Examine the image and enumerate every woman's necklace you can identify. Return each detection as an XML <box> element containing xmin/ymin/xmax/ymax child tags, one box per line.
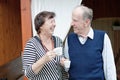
<box><xmin>39</xmin><ymin>35</ymin><xmax>54</xmax><ymax>51</ymax></box>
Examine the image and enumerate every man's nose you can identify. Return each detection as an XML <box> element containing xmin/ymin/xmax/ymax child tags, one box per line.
<box><xmin>71</xmin><ymin>21</ymin><xmax>74</xmax><ymax>26</ymax></box>
<box><xmin>53</xmin><ymin>22</ymin><xmax>56</xmax><ymax>26</ymax></box>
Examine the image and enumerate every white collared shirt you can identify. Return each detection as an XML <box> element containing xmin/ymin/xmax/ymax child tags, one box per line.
<box><xmin>64</xmin><ymin>27</ymin><xmax>117</xmax><ymax>80</ymax></box>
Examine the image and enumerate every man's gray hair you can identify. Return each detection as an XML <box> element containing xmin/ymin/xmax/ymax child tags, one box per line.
<box><xmin>75</xmin><ymin>5</ymin><xmax>93</xmax><ymax>22</ymax></box>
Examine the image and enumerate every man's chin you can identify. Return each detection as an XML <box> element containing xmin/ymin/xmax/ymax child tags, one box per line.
<box><xmin>50</xmin><ymin>32</ymin><xmax>54</xmax><ymax>34</ymax></box>
<box><xmin>74</xmin><ymin>31</ymin><xmax>77</xmax><ymax>34</ymax></box>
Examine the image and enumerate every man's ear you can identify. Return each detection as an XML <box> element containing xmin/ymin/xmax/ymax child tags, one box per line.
<box><xmin>85</xmin><ymin>19</ymin><xmax>91</xmax><ymax>26</ymax></box>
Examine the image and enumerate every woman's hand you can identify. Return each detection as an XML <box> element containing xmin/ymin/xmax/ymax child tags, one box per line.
<box><xmin>43</xmin><ymin>50</ymin><xmax>57</xmax><ymax>63</ymax></box>
<box><xmin>32</xmin><ymin>51</ymin><xmax>57</xmax><ymax>74</ymax></box>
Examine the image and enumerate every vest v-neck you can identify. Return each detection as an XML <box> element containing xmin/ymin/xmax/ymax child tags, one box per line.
<box><xmin>75</xmin><ymin>34</ymin><xmax>89</xmax><ymax>46</ymax></box>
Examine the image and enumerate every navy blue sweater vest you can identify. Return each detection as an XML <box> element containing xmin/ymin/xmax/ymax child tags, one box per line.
<box><xmin>68</xmin><ymin>30</ymin><xmax>105</xmax><ymax>80</ymax></box>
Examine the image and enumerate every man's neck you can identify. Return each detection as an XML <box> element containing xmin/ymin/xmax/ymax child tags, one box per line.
<box><xmin>79</xmin><ymin>26</ymin><xmax>90</xmax><ymax>38</ymax></box>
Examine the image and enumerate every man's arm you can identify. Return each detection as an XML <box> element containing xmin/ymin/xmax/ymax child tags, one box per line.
<box><xmin>64</xmin><ymin>38</ymin><xmax>70</xmax><ymax>59</ymax></box>
<box><xmin>102</xmin><ymin>33</ymin><xmax>117</xmax><ymax>80</ymax></box>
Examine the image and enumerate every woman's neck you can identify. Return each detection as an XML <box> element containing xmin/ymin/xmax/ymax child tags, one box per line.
<box><xmin>38</xmin><ymin>32</ymin><xmax>54</xmax><ymax>51</ymax></box>
<box><xmin>38</xmin><ymin>32</ymin><xmax>52</xmax><ymax>44</ymax></box>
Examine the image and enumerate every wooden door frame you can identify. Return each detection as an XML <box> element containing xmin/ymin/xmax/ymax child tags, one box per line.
<box><xmin>20</xmin><ymin>0</ymin><xmax>31</xmax><ymax>79</ymax></box>
<box><xmin>20</xmin><ymin>0</ymin><xmax>32</xmax><ymax>50</ymax></box>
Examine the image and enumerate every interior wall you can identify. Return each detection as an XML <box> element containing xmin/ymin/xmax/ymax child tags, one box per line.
<box><xmin>0</xmin><ymin>0</ymin><xmax>22</xmax><ymax>66</ymax></box>
<box><xmin>82</xmin><ymin>0</ymin><xmax>120</xmax><ymax>19</ymax></box>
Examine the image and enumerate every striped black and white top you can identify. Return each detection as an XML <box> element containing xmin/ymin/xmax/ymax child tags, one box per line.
<box><xmin>22</xmin><ymin>36</ymin><xmax>68</xmax><ymax>80</ymax></box>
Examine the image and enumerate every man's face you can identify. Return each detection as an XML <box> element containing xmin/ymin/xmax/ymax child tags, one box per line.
<box><xmin>71</xmin><ymin>8</ymin><xmax>86</xmax><ymax>35</ymax></box>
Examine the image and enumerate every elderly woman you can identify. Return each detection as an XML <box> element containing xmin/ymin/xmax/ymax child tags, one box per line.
<box><xmin>22</xmin><ymin>11</ymin><xmax>67</xmax><ymax>80</ymax></box>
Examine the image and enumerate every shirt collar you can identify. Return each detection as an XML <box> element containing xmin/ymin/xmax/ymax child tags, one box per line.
<box><xmin>87</xmin><ymin>27</ymin><xmax>94</xmax><ymax>39</ymax></box>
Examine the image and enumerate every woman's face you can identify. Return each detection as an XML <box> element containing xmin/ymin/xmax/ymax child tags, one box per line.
<box><xmin>40</xmin><ymin>18</ymin><xmax>56</xmax><ymax>35</ymax></box>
